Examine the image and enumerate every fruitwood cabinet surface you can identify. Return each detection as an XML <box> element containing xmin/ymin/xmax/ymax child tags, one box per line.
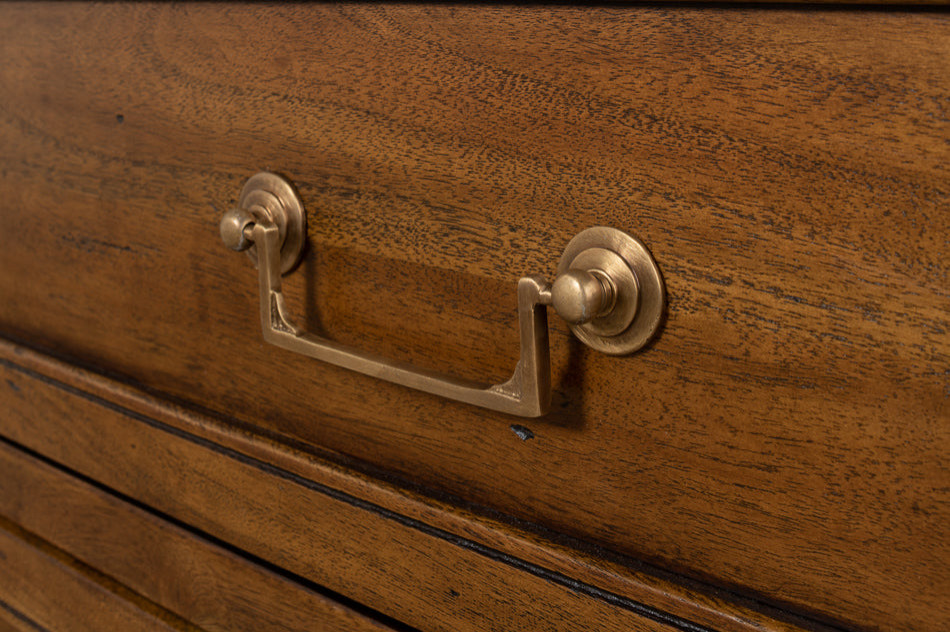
<box><xmin>0</xmin><ymin>4</ymin><xmax>947</xmax><ymax>632</ymax></box>
<box><xmin>5</xmin><ymin>344</ymin><xmax>830</xmax><ymax>632</ymax></box>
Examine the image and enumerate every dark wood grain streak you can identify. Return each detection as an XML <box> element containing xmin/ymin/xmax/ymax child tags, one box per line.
<box><xmin>0</xmin><ymin>601</ymin><xmax>45</xmax><ymax>632</ymax></box>
<box><xmin>0</xmin><ymin>347</ymin><xmax>836</xmax><ymax>632</ymax></box>
<box><xmin>0</xmin><ymin>339</ymin><xmax>823</xmax><ymax>632</ymax></box>
<box><xmin>0</xmin><ymin>442</ymin><xmax>401</xmax><ymax>632</ymax></box>
<box><xmin>0</xmin><ymin>519</ymin><xmax>198</xmax><ymax>632</ymax></box>
<box><xmin>0</xmin><ymin>4</ymin><xmax>947</xmax><ymax>632</ymax></box>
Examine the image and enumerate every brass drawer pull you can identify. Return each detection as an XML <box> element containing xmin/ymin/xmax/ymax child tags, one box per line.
<box><xmin>220</xmin><ymin>172</ymin><xmax>664</xmax><ymax>417</ymax></box>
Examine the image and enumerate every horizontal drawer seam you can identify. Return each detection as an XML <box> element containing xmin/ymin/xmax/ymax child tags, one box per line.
<box><xmin>0</xmin><ymin>355</ymin><xmax>718</xmax><ymax>632</ymax></box>
<box><xmin>0</xmin><ymin>338</ymin><xmax>846</xmax><ymax>632</ymax></box>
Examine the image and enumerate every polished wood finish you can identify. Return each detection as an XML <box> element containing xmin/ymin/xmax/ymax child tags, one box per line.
<box><xmin>0</xmin><ymin>339</ymin><xmax>823</xmax><ymax>632</ymax></box>
<box><xmin>0</xmin><ymin>4</ymin><xmax>947</xmax><ymax>632</ymax></box>
<box><xmin>0</xmin><ymin>442</ymin><xmax>397</xmax><ymax>632</ymax></box>
<box><xmin>0</xmin><ymin>342</ymin><xmax>829</xmax><ymax>632</ymax></box>
<box><xmin>0</xmin><ymin>519</ymin><xmax>194</xmax><ymax>632</ymax></box>
<box><xmin>0</xmin><ymin>601</ymin><xmax>42</xmax><ymax>632</ymax></box>
<box><xmin>0</xmin><ymin>611</ymin><xmax>32</xmax><ymax>632</ymax></box>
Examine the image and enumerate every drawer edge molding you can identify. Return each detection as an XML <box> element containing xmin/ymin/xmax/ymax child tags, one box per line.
<box><xmin>0</xmin><ymin>338</ymin><xmax>834</xmax><ymax>632</ymax></box>
<box><xmin>0</xmin><ymin>517</ymin><xmax>194</xmax><ymax>632</ymax></box>
<box><xmin>0</xmin><ymin>440</ymin><xmax>406</xmax><ymax>632</ymax></box>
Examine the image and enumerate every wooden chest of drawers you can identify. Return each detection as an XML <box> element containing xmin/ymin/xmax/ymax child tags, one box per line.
<box><xmin>0</xmin><ymin>3</ymin><xmax>946</xmax><ymax>631</ymax></box>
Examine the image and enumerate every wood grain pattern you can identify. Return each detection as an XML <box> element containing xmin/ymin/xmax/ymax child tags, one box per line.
<box><xmin>0</xmin><ymin>519</ymin><xmax>196</xmax><ymax>632</ymax></box>
<box><xmin>0</xmin><ymin>350</ymin><xmax>834</xmax><ymax>632</ymax></box>
<box><xmin>0</xmin><ymin>602</ymin><xmax>42</xmax><ymax>632</ymax></box>
<box><xmin>0</xmin><ymin>339</ymin><xmax>826</xmax><ymax>632</ymax></box>
<box><xmin>0</xmin><ymin>4</ymin><xmax>947</xmax><ymax>632</ymax></box>
<box><xmin>0</xmin><ymin>441</ymin><xmax>398</xmax><ymax>632</ymax></box>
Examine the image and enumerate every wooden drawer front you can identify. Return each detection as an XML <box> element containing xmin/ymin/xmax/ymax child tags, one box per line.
<box><xmin>1</xmin><ymin>346</ymin><xmax>823</xmax><ymax>632</ymax></box>
<box><xmin>0</xmin><ymin>4</ymin><xmax>947</xmax><ymax>632</ymax></box>
<box><xmin>0</xmin><ymin>441</ymin><xmax>398</xmax><ymax>632</ymax></box>
<box><xmin>0</xmin><ymin>519</ymin><xmax>185</xmax><ymax>632</ymax></box>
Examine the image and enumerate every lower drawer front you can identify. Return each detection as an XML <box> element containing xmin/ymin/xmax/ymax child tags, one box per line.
<box><xmin>2</xmin><ymin>348</ymin><xmax>817</xmax><ymax>632</ymax></box>
<box><xmin>0</xmin><ymin>519</ymin><xmax>182</xmax><ymax>632</ymax></box>
<box><xmin>0</xmin><ymin>4</ymin><xmax>947</xmax><ymax>632</ymax></box>
<box><xmin>0</xmin><ymin>438</ymin><xmax>399</xmax><ymax>632</ymax></box>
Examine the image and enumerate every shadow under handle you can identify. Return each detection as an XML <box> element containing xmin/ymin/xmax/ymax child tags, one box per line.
<box><xmin>220</xmin><ymin>171</ymin><xmax>664</xmax><ymax>418</ymax></box>
<box><xmin>255</xmin><ymin>221</ymin><xmax>554</xmax><ymax>417</ymax></box>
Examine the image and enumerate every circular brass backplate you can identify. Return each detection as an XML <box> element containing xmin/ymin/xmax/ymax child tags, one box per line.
<box><xmin>557</xmin><ymin>227</ymin><xmax>665</xmax><ymax>355</ymax></box>
<box><xmin>239</xmin><ymin>172</ymin><xmax>306</xmax><ymax>275</ymax></box>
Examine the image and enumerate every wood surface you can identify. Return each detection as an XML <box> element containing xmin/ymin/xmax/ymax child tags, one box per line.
<box><xmin>0</xmin><ymin>339</ymin><xmax>827</xmax><ymax>632</ymax></box>
<box><xmin>0</xmin><ymin>4</ymin><xmax>947</xmax><ymax>632</ymax></box>
<box><xmin>0</xmin><ymin>441</ymin><xmax>399</xmax><ymax>632</ymax></box>
<box><xmin>0</xmin><ymin>347</ymin><xmax>834</xmax><ymax>632</ymax></box>
<box><xmin>0</xmin><ymin>612</ymin><xmax>33</xmax><ymax>632</ymax></box>
<box><xmin>0</xmin><ymin>602</ymin><xmax>42</xmax><ymax>632</ymax></box>
<box><xmin>0</xmin><ymin>518</ymin><xmax>196</xmax><ymax>632</ymax></box>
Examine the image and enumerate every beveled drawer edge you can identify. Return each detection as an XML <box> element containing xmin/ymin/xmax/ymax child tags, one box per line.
<box><xmin>0</xmin><ymin>439</ymin><xmax>402</xmax><ymax>632</ymax></box>
<box><xmin>0</xmin><ymin>516</ymin><xmax>191</xmax><ymax>632</ymax></box>
<box><xmin>0</xmin><ymin>596</ymin><xmax>44</xmax><ymax>632</ymax></box>
<box><xmin>0</xmin><ymin>338</ymin><xmax>833</xmax><ymax>632</ymax></box>
<box><xmin>0</xmin><ymin>354</ymin><xmax>678</xmax><ymax>632</ymax></box>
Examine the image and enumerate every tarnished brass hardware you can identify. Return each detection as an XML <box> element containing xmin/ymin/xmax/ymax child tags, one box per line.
<box><xmin>551</xmin><ymin>269</ymin><xmax>616</xmax><ymax>325</ymax></box>
<box><xmin>556</xmin><ymin>227</ymin><xmax>664</xmax><ymax>355</ymax></box>
<box><xmin>219</xmin><ymin>172</ymin><xmax>306</xmax><ymax>275</ymax></box>
<box><xmin>220</xmin><ymin>207</ymin><xmax>256</xmax><ymax>252</ymax></box>
<box><xmin>221</xmin><ymin>172</ymin><xmax>664</xmax><ymax>417</ymax></box>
